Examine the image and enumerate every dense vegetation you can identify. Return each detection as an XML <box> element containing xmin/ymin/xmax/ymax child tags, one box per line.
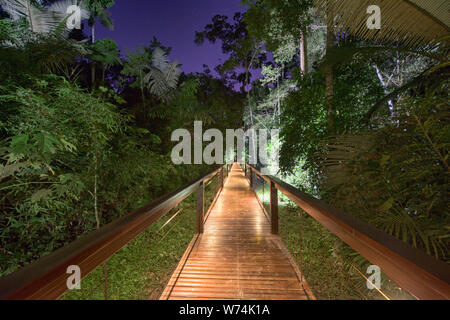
<box><xmin>0</xmin><ymin>0</ymin><xmax>448</xmax><ymax>300</ymax></box>
<box><xmin>0</xmin><ymin>0</ymin><xmax>243</xmax><ymax>278</ymax></box>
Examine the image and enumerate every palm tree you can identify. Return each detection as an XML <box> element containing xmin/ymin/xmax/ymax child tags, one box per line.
<box><xmin>85</xmin><ymin>0</ymin><xmax>114</xmax><ymax>44</ymax></box>
<box><xmin>85</xmin><ymin>0</ymin><xmax>114</xmax><ymax>87</ymax></box>
<box><xmin>144</xmin><ymin>47</ymin><xmax>182</xmax><ymax>104</ymax></box>
<box><xmin>0</xmin><ymin>0</ymin><xmax>90</xmax><ymax>74</ymax></box>
<box><xmin>0</xmin><ymin>0</ymin><xmax>89</xmax><ymax>35</ymax></box>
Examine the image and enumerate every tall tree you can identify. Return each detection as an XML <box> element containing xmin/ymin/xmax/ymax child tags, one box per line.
<box><xmin>243</xmin><ymin>0</ymin><xmax>313</xmax><ymax>75</ymax></box>
<box><xmin>85</xmin><ymin>0</ymin><xmax>114</xmax><ymax>87</ymax></box>
<box><xmin>195</xmin><ymin>12</ymin><xmax>266</xmax><ymax>91</ymax></box>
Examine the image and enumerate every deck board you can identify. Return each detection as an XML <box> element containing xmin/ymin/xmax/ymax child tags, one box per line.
<box><xmin>159</xmin><ymin>163</ymin><xmax>315</xmax><ymax>300</ymax></box>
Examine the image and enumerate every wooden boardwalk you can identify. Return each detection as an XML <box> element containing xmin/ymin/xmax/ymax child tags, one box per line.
<box><xmin>160</xmin><ymin>163</ymin><xmax>315</xmax><ymax>300</ymax></box>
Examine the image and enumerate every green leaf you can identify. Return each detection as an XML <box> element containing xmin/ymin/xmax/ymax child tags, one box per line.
<box><xmin>59</xmin><ymin>138</ymin><xmax>77</xmax><ymax>153</ymax></box>
<box><xmin>377</xmin><ymin>198</ymin><xmax>394</xmax><ymax>213</ymax></box>
<box><xmin>380</xmin><ymin>155</ymin><xmax>390</xmax><ymax>167</ymax></box>
<box><xmin>31</xmin><ymin>188</ymin><xmax>52</xmax><ymax>202</ymax></box>
<box><xmin>10</xmin><ymin>134</ymin><xmax>29</xmax><ymax>154</ymax></box>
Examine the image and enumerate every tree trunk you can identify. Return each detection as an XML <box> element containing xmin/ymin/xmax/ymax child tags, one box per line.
<box><xmin>374</xmin><ymin>65</ymin><xmax>394</xmax><ymax>116</ymax></box>
<box><xmin>325</xmin><ymin>65</ymin><xmax>335</xmax><ymax>133</ymax></box>
<box><xmin>91</xmin><ymin>17</ymin><xmax>108</xmax><ymax>300</ymax></box>
<box><xmin>91</xmin><ymin>21</ymin><xmax>95</xmax><ymax>44</ymax></box>
<box><xmin>275</xmin><ymin>77</ymin><xmax>281</xmax><ymax>124</ymax></box>
<box><xmin>91</xmin><ymin>63</ymin><xmax>96</xmax><ymax>89</ymax></box>
<box><xmin>325</xmin><ymin>3</ymin><xmax>335</xmax><ymax>134</ymax></box>
<box><xmin>299</xmin><ymin>26</ymin><xmax>308</xmax><ymax>75</ymax></box>
<box><xmin>27</xmin><ymin>0</ymin><xmax>34</xmax><ymax>32</ymax></box>
<box><xmin>91</xmin><ymin>23</ymin><xmax>96</xmax><ymax>89</ymax></box>
<box><xmin>246</xmin><ymin>49</ymin><xmax>258</xmax><ymax>164</ymax></box>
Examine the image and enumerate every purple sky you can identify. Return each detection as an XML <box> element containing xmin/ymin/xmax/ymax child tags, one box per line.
<box><xmin>93</xmin><ymin>0</ymin><xmax>247</xmax><ymax>75</ymax></box>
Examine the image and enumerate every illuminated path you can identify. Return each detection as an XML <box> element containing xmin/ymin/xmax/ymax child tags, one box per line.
<box><xmin>160</xmin><ymin>163</ymin><xmax>315</xmax><ymax>300</ymax></box>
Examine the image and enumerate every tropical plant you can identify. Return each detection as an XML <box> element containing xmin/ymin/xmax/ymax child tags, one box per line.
<box><xmin>85</xmin><ymin>0</ymin><xmax>113</xmax><ymax>43</ymax></box>
<box><xmin>314</xmin><ymin>0</ymin><xmax>449</xmax><ymax>49</ymax></box>
<box><xmin>143</xmin><ymin>47</ymin><xmax>182</xmax><ymax>103</ymax></box>
<box><xmin>318</xmin><ymin>83</ymin><xmax>449</xmax><ymax>261</ymax></box>
<box><xmin>0</xmin><ymin>0</ymin><xmax>89</xmax><ymax>35</ymax></box>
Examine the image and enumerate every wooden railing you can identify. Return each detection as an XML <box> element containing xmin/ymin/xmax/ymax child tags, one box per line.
<box><xmin>244</xmin><ymin>163</ymin><xmax>450</xmax><ymax>300</ymax></box>
<box><xmin>0</xmin><ymin>163</ymin><xmax>232</xmax><ymax>300</ymax></box>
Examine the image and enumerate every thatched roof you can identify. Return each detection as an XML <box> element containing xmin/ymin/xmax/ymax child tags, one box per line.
<box><xmin>314</xmin><ymin>0</ymin><xmax>450</xmax><ymax>48</ymax></box>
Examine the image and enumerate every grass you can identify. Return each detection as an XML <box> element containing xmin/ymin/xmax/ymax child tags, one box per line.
<box><xmin>278</xmin><ymin>202</ymin><xmax>363</xmax><ymax>299</ymax></box>
<box><xmin>62</xmin><ymin>173</ymin><xmax>221</xmax><ymax>300</ymax></box>
<box><xmin>277</xmin><ymin>202</ymin><xmax>415</xmax><ymax>300</ymax></box>
<box><xmin>253</xmin><ymin>180</ymin><xmax>414</xmax><ymax>300</ymax></box>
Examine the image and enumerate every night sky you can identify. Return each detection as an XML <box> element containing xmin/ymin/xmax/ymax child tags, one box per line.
<box><xmin>93</xmin><ymin>0</ymin><xmax>246</xmax><ymax>75</ymax></box>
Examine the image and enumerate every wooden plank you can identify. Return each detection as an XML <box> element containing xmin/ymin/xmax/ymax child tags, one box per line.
<box><xmin>274</xmin><ymin>234</ymin><xmax>316</xmax><ymax>300</ymax></box>
<box><xmin>160</xmin><ymin>163</ymin><xmax>313</xmax><ymax>300</ymax></box>
<box><xmin>159</xmin><ymin>234</ymin><xmax>200</xmax><ymax>300</ymax></box>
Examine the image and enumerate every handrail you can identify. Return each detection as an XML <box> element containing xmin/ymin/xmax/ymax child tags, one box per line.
<box><xmin>245</xmin><ymin>163</ymin><xmax>450</xmax><ymax>300</ymax></box>
<box><xmin>0</xmin><ymin>164</ymin><xmax>228</xmax><ymax>300</ymax></box>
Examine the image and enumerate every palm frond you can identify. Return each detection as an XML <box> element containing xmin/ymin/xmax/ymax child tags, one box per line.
<box><xmin>0</xmin><ymin>0</ymin><xmax>89</xmax><ymax>35</ymax></box>
<box><xmin>146</xmin><ymin>67</ymin><xmax>169</xmax><ymax>99</ymax></box>
<box><xmin>151</xmin><ymin>47</ymin><xmax>169</xmax><ymax>71</ymax></box>
<box><xmin>143</xmin><ymin>47</ymin><xmax>182</xmax><ymax>102</ymax></box>
<box><xmin>0</xmin><ymin>0</ymin><xmax>50</xmax><ymax>33</ymax></box>
<box><xmin>27</xmin><ymin>37</ymin><xmax>88</xmax><ymax>73</ymax></box>
<box><xmin>96</xmin><ymin>9</ymin><xmax>113</xmax><ymax>30</ymax></box>
<box><xmin>164</xmin><ymin>61</ymin><xmax>182</xmax><ymax>89</ymax></box>
<box><xmin>314</xmin><ymin>0</ymin><xmax>450</xmax><ymax>49</ymax></box>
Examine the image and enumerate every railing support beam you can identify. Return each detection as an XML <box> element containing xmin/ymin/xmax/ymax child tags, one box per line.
<box><xmin>270</xmin><ymin>181</ymin><xmax>278</xmax><ymax>235</ymax></box>
<box><xmin>196</xmin><ymin>182</ymin><xmax>204</xmax><ymax>234</ymax></box>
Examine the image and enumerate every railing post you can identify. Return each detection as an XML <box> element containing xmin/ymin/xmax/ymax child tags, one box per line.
<box><xmin>221</xmin><ymin>167</ymin><xmax>224</xmax><ymax>189</ymax></box>
<box><xmin>249</xmin><ymin>168</ymin><xmax>253</xmax><ymax>188</ymax></box>
<box><xmin>270</xmin><ymin>181</ymin><xmax>278</xmax><ymax>235</ymax></box>
<box><xmin>196</xmin><ymin>181</ymin><xmax>204</xmax><ymax>234</ymax></box>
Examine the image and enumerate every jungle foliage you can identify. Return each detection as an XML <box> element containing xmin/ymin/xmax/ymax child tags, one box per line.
<box><xmin>0</xmin><ymin>0</ymin><xmax>244</xmax><ymax>277</ymax></box>
<box><xmin>0</xmin><ymin>0</ymin><xmax>448</xmax><ymax>301</ymax></box>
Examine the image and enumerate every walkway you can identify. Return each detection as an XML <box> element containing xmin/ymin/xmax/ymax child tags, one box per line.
<box><xmin>160</xmin><ymin>163</ymin><xmax>315</xmax><ymax>300</ymax></box>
